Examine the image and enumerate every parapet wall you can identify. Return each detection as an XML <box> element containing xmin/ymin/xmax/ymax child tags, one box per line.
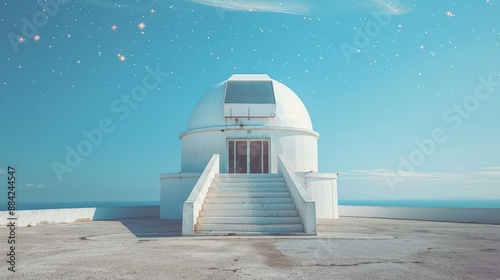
<box><xmin>0</xmin><ymin>206</ymin><xmax>159</xmax><ymax>227</ymax></box>
<box><xmin>340</xmin><ymin>205</ymin><xmax>500</xmax><ymax>224</ymax></box>
<box><xmin>4</xmin><ymin>205</ymin><xmax>499</xmax><ymax>227</ymax></box>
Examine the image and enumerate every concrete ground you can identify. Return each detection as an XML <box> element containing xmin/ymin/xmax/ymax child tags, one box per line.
<box><xmin>1</xmin><ymin>217</ymin><xmax>499</xmax><ymax>280</ymax></box>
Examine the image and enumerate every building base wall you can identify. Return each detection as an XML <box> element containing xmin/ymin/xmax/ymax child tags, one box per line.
<box><xmin>181</xmin><ymin>129</ymin><xmax>318</xmax><ymax>174</ymax></box>
<box><xmin>159</xmin><ymin>171</ymin><xmax>339</xmax><ymax>221</ymax></box>
<box><xmin>160</xmin><ymin>172</ymin><xmax>201</xmax><ymax>219</ymax></box>
<box><xmin>297</xmin><ymin>172</ymin><xmax>339</xmax><ymax>219</ymax></box>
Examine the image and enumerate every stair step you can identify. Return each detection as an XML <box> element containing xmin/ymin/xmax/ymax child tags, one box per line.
<box><xmin>202</xmin><ymin>203</ymin><xmax>296</xmax><ymax>210</ymax></box>
<box><xmin>215</xmin><ymin>177</ymin><xmax>285</xmax><ymax>183</ymax></box>
<box><xmin>206</xmin><ymin>192</ymin><xmax>290</xmax><ymax>198</ymax></box>
<box><xmin>195</xmin><ymin>223</ymin><xmax>304</xmax><ymax>233</ymax></box>
<box><xmin>199</xmin><ymin>209</ymin><xmax>299</xmax><ymax>217</ymax></box>
<box><xmin>193</xmin><ymin>174</ymin><xmax>305</xmax><ymax>234</ymax></box>
<box><xmin>213</xmin><ymin>182</ymin><xmax>286</xmax><ymax>188</ymax></box>
<box><xmin>198</xmin><ymin>216</ymin><xmax>301</xmax><ymax>224</ymax></box>
<box><xmin>210</xmin><ymin>187</ymin><xmax>288</xmax><ymax>193</ymax></box>
<box><xmin>204</xmin><ymin>197</ymin><xmax>293</xmax><ymax>204</ymax></box>
<box><xmin>216</xmin><ymin>173</ymin><xmax>283</xmax><ymax>179</ymax></box>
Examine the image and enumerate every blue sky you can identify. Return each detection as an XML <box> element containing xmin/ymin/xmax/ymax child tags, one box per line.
<box><xmin>0</xmin><ymin>0</ymin><xmax>499</xmax><ymax>205</ymax></box>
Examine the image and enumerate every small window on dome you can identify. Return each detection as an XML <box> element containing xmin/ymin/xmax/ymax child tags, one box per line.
<box><xmin>223</xmin><ymin>80</ymin><xmax>276</xmax><ymax>117</ymax></box>
<box><xmin>224</xmin><ymin>81</ymin><xmax>275</xmax><ymax>104</ymax></box>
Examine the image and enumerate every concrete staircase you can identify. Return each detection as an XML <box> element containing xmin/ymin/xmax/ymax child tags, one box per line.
<box><xmin>195</xmin><ymin>173</ymin><xmax>304</xmax><ymax>235</ymax></box>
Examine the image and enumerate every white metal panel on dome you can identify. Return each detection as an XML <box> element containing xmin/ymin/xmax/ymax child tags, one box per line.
<box><xmin>228</xmin><ymin>74</ymin><xmax>271</xmax><ymax>81</ymax></box>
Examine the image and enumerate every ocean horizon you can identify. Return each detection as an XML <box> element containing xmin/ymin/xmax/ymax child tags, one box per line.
<box><xmin>0</xmin><ymin>200</ymin><xmax>160</xmax><ymax>211</ymax></box>
<box><xmin>338</xmin><ymin>199</ymin><xmax>500</xmax><ymax>209</ymax></box>
<box><xmin>1</xmin><ymin>199</ymin><xmax>500</xmax><ymax>211</ymax></box>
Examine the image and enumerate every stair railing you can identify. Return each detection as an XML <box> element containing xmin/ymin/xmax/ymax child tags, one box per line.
<box><xmin>277</xmin><ymin>154</ymin><xmax>316</xmax><ymax>235</ymax></box>
<box><xmin>182</xmin><ymin>154</ymin><xmax>220</xmax><ymax>235</ymax></box>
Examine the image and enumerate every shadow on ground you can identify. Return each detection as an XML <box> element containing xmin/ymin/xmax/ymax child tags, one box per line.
<box><xmin>106</xmin><ymin>216</ymin><xmax>182</xmax><ymax>238</ymax></box>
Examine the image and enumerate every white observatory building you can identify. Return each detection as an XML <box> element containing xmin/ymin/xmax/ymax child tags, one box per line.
<box><xmin>160</xmin><ymin>74</ymin><xmax>338</xmax><ymax>235</ymax></box>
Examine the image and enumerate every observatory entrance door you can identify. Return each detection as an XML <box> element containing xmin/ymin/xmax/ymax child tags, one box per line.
<box><xmin>228</xmin><ymin>139</ymin><xmax>269</xmax><ymax>174</ymax></box>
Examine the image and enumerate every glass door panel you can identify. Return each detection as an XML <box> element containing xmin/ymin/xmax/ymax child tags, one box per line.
<box><xmin>249</xmin><ymin>141</ymin><xmax>263</xmax><ymax>173</ymax></box>
<box><xmin>235</xmin><ymin>140</ymin><xmax>247</xmax><ymax>173</ymax></box>
<box><xmin>263</xmin><ymin>141</ymin><xmax>269</xmax><ymax>173</ymax></box>
<box><xmin>228</xmin><ymin>139</ymin><xmax>269</xmax><ymax>174</ymax></box>
<box><xmin>228</xmin><ymin>141</ymin><xmax>235</xmax><ymax>173</ymax></box>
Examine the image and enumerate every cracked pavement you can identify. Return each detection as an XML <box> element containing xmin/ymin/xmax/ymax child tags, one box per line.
<box><xmin>1</xmin><ymin>217</ymin><xmax>499</xmax><ymax>279</ymax></box>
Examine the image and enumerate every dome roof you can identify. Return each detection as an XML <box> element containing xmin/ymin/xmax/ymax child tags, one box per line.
<box><xmin>186</xmin><ymin>74</ymin><xmax>313</xmax><ymax>131</ymax></box>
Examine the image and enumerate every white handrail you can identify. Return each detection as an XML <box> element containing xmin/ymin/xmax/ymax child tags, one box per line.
<box><xmin>277</xmin><ymin>154</ymin><xmax>316</xmax><ymax>235</ymax></box>
<box><xmin>182</xmin><ymin>154</ymin><xmax>220</xmax><ymax>235</ymax></box>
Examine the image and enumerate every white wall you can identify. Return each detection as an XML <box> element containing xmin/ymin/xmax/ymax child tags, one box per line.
<box><xmin>0</xmin><ymin>206</ymin><xmax>159</xmax><ymax>227</ymax></box>
<box><xmin>160</xmin><ymin>172</ymin><xmax>201</xmax><ymax>219</ymax></box>
<box><xmin>297</xmin><ymin>172</ymin><xmax>339</xmax><ymax>219</ymax></box>
<box><xmin>181</xmin><ymin>127</ymin><xmax>318</xmax><ymax>173</ymax></box>
<box><xmin>339</xmin><ymin>205</ymin><xmax>500</xmax><ymax>224</ymax></box>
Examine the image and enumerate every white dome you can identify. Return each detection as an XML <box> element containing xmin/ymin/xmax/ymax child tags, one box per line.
<box><xmin>186</xmin><ymin>75</ymin><xmax>313</xmax><ymax>132</ymax></box>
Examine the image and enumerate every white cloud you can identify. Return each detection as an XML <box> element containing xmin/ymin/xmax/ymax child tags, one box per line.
<box><xmin>342</xmin><ymin>168</ymin><xmax>500</xmax><ymax>186</ymax></box>
<box><xmin>81</xmin><ymin>0</ymin><xmax>133</xmax><ymax>9</ymax></box>
<box><xmin>372</xmin><ymin>0</ymin><xmax>412</xmax><ymax>15</ymax></box>
<box><xmin>19</xmin><ymin>183</ymin><xmax>55</xmax><ymax>190</ymax></box>
<box><xmin>479</xmin><ymin>166</ymin><xmax>500</xmax><ymax>171</ymax></box>
<box><xmin>187</xmin><ymin>0</ymin><xmax>309</xmax><ymax>15</ymax></box>
<box><xmin>323</xmin><ymin>0</ymin><xmax>413</xmax><ymax>16</ymax></box>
